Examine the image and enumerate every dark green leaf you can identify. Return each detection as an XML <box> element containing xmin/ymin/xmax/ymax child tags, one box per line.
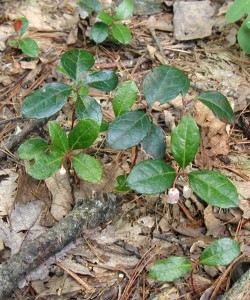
<box><xmin>21</xmin><ymin>83</ymin><xmax>71</xmax><ymax>119</ymax></box>
<box><xmin>199</xmin><ymin>238</ymin><xmax>240</xmax><ymax>266</ymax></box>
<box><xmin>72</xmin><ymin>153</ymin><xmax>102</xmax><ymax>182</ymax></box>
<box><xmin>141</xmin><ymin>123</ymin><xmax>166</xmax><ymax>159</ymax></box>
<box><xmin>84</xmin><ymin>70</ymin><xmax>118</xmax><ymax>92</ymax></box>
<box><xmin>115</xmin><ymin>0</ymin><xmax>134</xmax><ymax>20</ymax></box>
<box><xmin>171</xmin><ymin>116</ymin><xmax>200</xmax><ymax>168</ymax></box>
<box><xmin>226</xmin><ymin>0</ymin><xmax>250</xmax><ymax>23</ymax></box>
<box><xmin>189</xmin><ymin>171</ymin><xmax>239</xmax><ymax>208</ymax></box>
<box><xmin>68</xmin><ymin>119</ymin><xmax>99</xmax><ymax>150</ymax></box>
<box><xmin>98</xmin><ymin>11</ymin><xmax>115</xmax><ymax>25</ymax></box>
<box><xmin>100</xmin><ymin>119</ymin><xmax>110</xmax><ymax>132</ymax></box>
<box><xmin>18</xmin><ymin>38</ymin><xmax>39</xmax><ymax>57</ymax></box>
<box><xmin>196</xmin><ymin>91</ymin><xmax>235</xmax><ymax>123</ymax></box>
<box><xmin>149</xmin><ymin>256</ymin><xmax>192</xmax><ymax>282</ymax></box>
<box><xmin>75</xmin><ymin>95</ymin><xmax>102</xmax><ymax>125</ymax></box>
<box><xmin>91</xmin><ymin>22</ymin><xmax>109</xmax><ymax>43</ymax></box>
<box><xmin>48</xmin><ymin>121</ymin><xmax>69</xmax><ymax>153</ymax></box>
<box><xmin>17</xmin><ymin>138</ymin><xmax>48</xmax><ymax>160</ymax></box>
<box><xmin>113</xmin><ymin>80</ymin><xmax>138</xmax><ymax>116</ymax></box>
<box><xmin>143</xmin><ymin>65</ymin><xmax>190</xmax><ymax>107</ymax></box>
<box><xmin>60</xmin><ymin>49</ymin><xmax>95</xmax><ymax>81</ymax></box>
<box><xmin>114</xmin><ymin>175</ymin><xmax>131</xmax><ymax>192</ymax></box>
<box><xmin>78</xmin><ymin>0</ymin><xmax>102</xmax><ymax>13</ymax></box>
<box><xmin>107</xmin><ymin>111</ymin><xmax>150</xmax><ymax>150</ymax></box>
<box><xmin>127</xmin><ymin>160</ymin><xmax>176</xmax><ymax>194</ymax></box>
<box><xmin>111</xmin><ymin>24</ymin><xmax>132</xmax><ymax>44</ymax></box>
<box><xmin>238</xmin><ymin>17</ymin><xmax>250</xmax><ymax>54</ymax></box>
<box><xmin>27</xmin><ymin>153</ymin><xmax>63</xmax><ymax>180</ymax></box>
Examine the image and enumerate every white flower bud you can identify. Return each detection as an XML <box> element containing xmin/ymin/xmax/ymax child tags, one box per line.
<box><xmin>59</xmin><ymin>165</ymin><xmax>66</xmax><ymax>175</ymax></box>
<box><xmin>168</xmin><ymin>188</ymin><xmax>179</xmax><ymax>204</ymax></box>
<box><xmin>183</xmin><ymin>185</ymin><xmax>193</xmax><ymax>199</ymax></box>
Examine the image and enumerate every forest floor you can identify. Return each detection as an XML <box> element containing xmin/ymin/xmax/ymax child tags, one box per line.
<box><xmin>0</xmin><ymin>0</ymin><xmax>250</xmax><ymax>299</ymax></box>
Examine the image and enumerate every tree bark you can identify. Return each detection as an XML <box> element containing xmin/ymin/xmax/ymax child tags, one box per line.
<box><xmin>0</xmin><ymin>194</ymin><xmax>116</xmax><ymax>298</ymax></box>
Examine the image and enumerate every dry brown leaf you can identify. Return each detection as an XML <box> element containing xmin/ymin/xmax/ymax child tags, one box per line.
<box><xmin>204</xmin><ymin>205</ymin><xmax>227</xmax><ymax>238</ymax></box>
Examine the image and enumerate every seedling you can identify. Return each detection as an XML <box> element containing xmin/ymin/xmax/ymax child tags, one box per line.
<box><xmin>9</xmin><ymin>18</ymin><xmax>39</xmax><ymax>58</ymax></box>
<box><xmin>149</xmin><ymin>238</ymin><xmax>240</xmax><ymax>283</ymax></box>
<box><xmin>78</xmin><ymin>0</ymin><xmax>134</xmax><ymax>44</ymax></box>
<box><xmin>226</xmin><ymin>0</ymin><xmax>250</xmax><ymax>53</ymax></box>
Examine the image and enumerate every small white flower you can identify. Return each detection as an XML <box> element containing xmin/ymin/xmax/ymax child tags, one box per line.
<box><xmin>168</xmin><ymin>188</ymin><xmax>179</xmax><ymax>204</ymax></box>
<box><xmin>59</xmin><ymin>165</ymin><xmax>66</xmax><ymax>175</ymax></box>
<box><xmin>183</xmin><ymin>185</ymin><xmax>193</xmax><ymax>199</ymax></box>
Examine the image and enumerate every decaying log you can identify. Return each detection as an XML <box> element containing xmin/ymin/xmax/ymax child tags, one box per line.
<box><xmin>0</xmin><ymin>194</ymin><xmax>117</xmax><ymax>298</ymax></box>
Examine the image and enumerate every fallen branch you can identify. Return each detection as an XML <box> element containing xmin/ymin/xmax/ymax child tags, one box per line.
<box><xmin>0</xmin><ymin>194</ymin><xmax>117</xmax><ymax>298</ymax></box>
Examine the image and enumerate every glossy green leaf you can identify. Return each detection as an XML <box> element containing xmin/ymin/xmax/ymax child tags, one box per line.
<box><xmin>196</xmin><ymin>91</ymin><xmax>235</xmax><ymax>123</ymax></box>
<box><xmin>171</xmin><ymin>116</ymin><xmax>200</xmax><ymax>168</ymax></box>
<box><xmin>68</xmin><ymin>119</ymin><xmax>99</xmax><ymax>150</ymax></box>
<box><xmin>60</xmin><ymin>49</ymin><xmax>95</xmax><ymax>81</ymax></box>
<box><xmin>21</xmin><ymin>83</ymin><xmax>71</xmax><ymax>119</ymax></box>
<box><xmin>149</xmin><ymin>256</ymin><xmax>192</xmax><ymax>282</ymax></box>
<box><xmin>107</xmin><ymin>111</ymin><xmax>150</xmax><ymax>150</ymax></box>
<box><xmin>115</xmin><ymin>0</ymin><xmax>134</xmax><ymax>20</ymax></box>
<box><xmin>238</xmin><ymin>17</ymin><xmax>250</xmax><ymax>54</ymax></box>
<box><xmin>16</xmin><ymin>17</ymin><xmax>29</xmax><ymax>36</ymax></box>
<box><xmin>111</xmin><ymin>24</ymin><xmax>132</xmax><ymax>44</ymax></box>
<box><xmin>100</xmin><ymin>119</ymin><xmax>109</xmax><ymax>132</ymax></box>
<box><xmin>226</xmin><ymin>0</ymin><xmax>250</xmax><ymax>23</ymax></box>
<box><xmin>98</xmin><ymin>11</ymin><xmax>114</xmax><ymax>25</ymax></box>
<box><xmin>141</xmin><ymin>123</ymin><xmax>166</xmax><ymax>159</ymax></box>
<box><xmin>27</xmin><ymin>153</ymin><xmax>63</xmax><ymax>180</ymax></box>
<box><xmin>48</xmin><ymin>121</ymin><xmax>69</xmax><ymax>153</ymax></box>
<box><xmin>127</xmin><ymin>160</ymin><xmax>176</xmax><ymax>194</ymax></box>
<box><xmin>91</xmin><ymin>22</ymin><xmax>109</xmax><ymax>43</ymax></box>
<box><xmin>189</xmin><ymin>171</ymin><xmax>239</xmax><ymax>208</ymax></box>
<box><xmin>78</xmin><ymin>0</ymin><xmax>102</xmax><ymax>13</ymax></box>
<box><xmin>18</xmin><ymin>38</ymin><xmax>39</xmax><ymax>58</ymax></box>
<box><xmin>75</xmin><ymin>95</ymin><xmax>102</xmax><ymax>125</ymax></box>
<box><xmin>113</xmin><ymin>80</ymin><xmax>138</xmax><ymax>116</ymax></box>
<box><xmin>199</xmin><ymin>238</ymin><xmax>240</xmax><ymax>266</ymax></box>
<box><xmin>9</xmin><ymin>40</ymin><xmax>19</xmax><ymax>47</ymax></box>
<box><xmin>72</xmin><ymin>153</ymin><xmax>102</xmax><ymax>182</ymax></box>
<box><xmin>143</xmin><ymin>65</ymin><xmax>190</xmax><ymax>107</ymax></box>
<box><xmin>84</xmin><ymin>70</ymin><xmax>118</xmax><ymax>92</ymax></box>
<box><xmin>17</xmin><ymin>138</ymin><xmax>48</xmax><ymax>160</ymax></box>
<box><xmin>114</xmin><ymin>175</ymin><xmax>131</xmax><ymax>192</ymax></box>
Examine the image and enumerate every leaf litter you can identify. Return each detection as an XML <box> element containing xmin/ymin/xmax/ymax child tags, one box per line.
<box><xmin>0</xmin><ymin>0</ymin><xmax>249</xmax><ymax>299</ymax></box>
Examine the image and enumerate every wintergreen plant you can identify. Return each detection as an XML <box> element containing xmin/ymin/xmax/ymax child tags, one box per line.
<box><xmin>149</xmin><ymin>238</ymin><xmax>240</xmax><ymax>282</ymax></box>
<box><xmin>78</xmin><ymin>0</ymin><xmax>134</xmax><ymax>44</ymax></box>
<box><xmin>226</xmin><ymin>0</ymin><xmax>250</xmax><ymax>54</ymax></box>
<box><xmin>9</xmin><ymin>18</ymin><xmax>39</xmax><ymax>58</ymax></box>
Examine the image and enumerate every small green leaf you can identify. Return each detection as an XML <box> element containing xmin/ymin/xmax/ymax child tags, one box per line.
<box><xmin>149</xmin><ymin>256</ymin><xmax>192</xmax><ymax>282</ymax></box>
<box><xmin>141</xmin><ymin>123</ymin><xmax>166</xmax><ymax>159</ymax></box>
<box><xmin>68</xmin><ymin>119</ymin><xmax>99</xmax><ymax>150</ymax></box>
<box><xmin>9</xmin><ymin>40</ymin><xmax>19</xmax><ymax>47</ymax></box>
<box><xmin>78</xmin><ymin>0</ymin><xmax>102</xmax><ymax>13</ymax></box>
<box><xmin>100</xmin><ymin>119</ymin><xmax>110</xmax><ymax>132</ymax></box>
<box><xmin>171</xmin><ymin>116</ymin><xmax>200</xmax><ymax>168</ymax></box>
<box><xmin>113</xmin><ymin>80</ymin><xmax>138</xmax><ymax>116</ymax></box>
<box><xmin>226</xmin><ymin>0</ymin><xmax>250</xmax><ymax>23</ymax></box>
<box><xmin>17</xmin><ymin>138</ymin><xmax>48</xmax><ymax>160</ymax></box>
<box><xmin>60</xmin><ymin>49</ymin><xmax>95</xmax><ymax>81</ymax></box>
<box><xmin>189</xmin><ymin>171</ymin><xmax>239</xmax><ymax>208</ymax></box>
<box><xmin>143</xmin><ymin>65</ymin><xmax>190</xmax><ymax>107</ymax></box>
<box><xmin>21</xmin><ymin>83</ymin><xmax>71</xmax><ymax>119</ymax></box>
<box><xmin>18</xmin><ymin>38</ymin><xmax>39</xmax><ymax>57</ymax></box>
<box><xmin>196</xmin><ymin>91</ymin><xmax>235</xmax><ymax>123</ymax></box>
<box><xmin>75</xmin><ymin>95</ymin><xmax>102</xmax><ymax>125</ymax></box>
<box><xmin>72</xmin><ymin>153</ymin><xmax>102</xmax><ymax>182</ymax></box>
<box><xmin>115</xmin><ymin>0</ymin><xmax>134</xmax><ymax>20</ymax></box>
<box><xmin>84</xmin><ymin>70</ymin><xmax>118</xmax><ymax>92</ymax></box>
<box><xmin>111</xmin><ymin>24</ymin><xmax>132</xmax><ymax>44</ymax></box>
<box><xmin>48</xmin><ymin>121</ymin><xmax>69</xmax><ymax>153</ymax></box>
<box><xmin>16</xmin><ymin>18</ymin><xmax>29</xmax><ymax>36</ymax></box>
<box><xmin>127</xmin><ymin>160</ymin><xmax>176</xmax><ymax>194</ymax></box>
<box><xmin>238</xmin><ymin>17</ymin><xmax>250</xmax><ymax>54</ymax></box>
<box><xmin>91</xmin><ymin>22</ymin><xmax>109</xmax><ymax>43</ymax></box>
<box><xmin>98</xmin><ymin>11</ymin><xmax>115</xmax><ymax>25</ymax></box>
<box><xmin>114</xmin><ymin>175</ymin><xmax>131</xmax><ymax>192</ymax></box>
<box><xmin>199</xmin><ymin>238</ymin><xmax>240</xmax><ymax>266</ymax></box>
<box><xmin>107</xmin><ymin>111</ymin><xmax>151</xmax><ymax>150</ymax></box>
<box><xmin>27</xmin><ymin>153</ymin><xmax>63</xmax><ymax>180</ymax></box>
